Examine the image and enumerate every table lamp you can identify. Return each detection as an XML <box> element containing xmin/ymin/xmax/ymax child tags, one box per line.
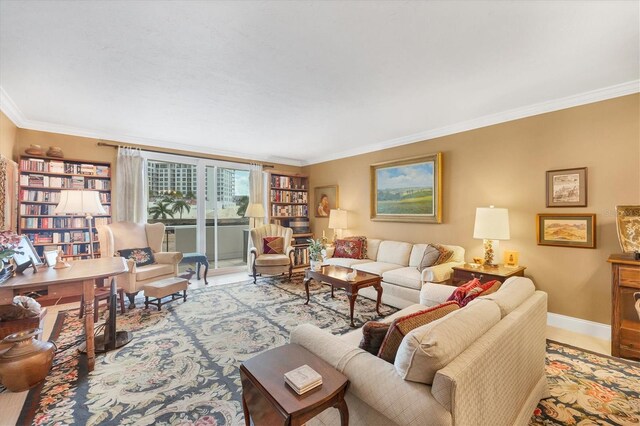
<box><xmin>244</xmin><ymin>203</ymin><xmax>265</xmax><ymax>228</ymax></box>
<box><xmin>55</xmin><ymin>190</ymin><xmax>106</xmax><ymax>262</ymax></box>
<box><xmin>473</xmin><ymin>206</ymin><xmax>510</xmax><ymax>267</ymax></box>
<box><xmin>328</xmin><ymin>209</ymin><xmax>348</xmax><ymax>242</ymax></box>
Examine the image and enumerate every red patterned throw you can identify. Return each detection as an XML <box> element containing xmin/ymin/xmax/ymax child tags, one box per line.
<box><xmin>262</xmin><ymin>236</ymin><xmax>284</xmax><ymax>254</ymax></box>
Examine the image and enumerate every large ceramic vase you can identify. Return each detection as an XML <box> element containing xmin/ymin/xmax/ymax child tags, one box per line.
<box><xmin>0</xmin><ymin>328</ymin><xmax>55</xmax><ymax>392</ymax></box>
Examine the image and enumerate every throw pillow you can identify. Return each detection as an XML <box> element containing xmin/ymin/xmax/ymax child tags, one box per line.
<box><xmin>262</xmin><ymin>236</ymin><xmax>284</xmax><ymax>254</ymax></box>
<box><xmin>430</xmin><ymin>243</ymin><xmax>454</xmax><ymax>265</ymax></box>
<box><xmin>446</xmin><ymin>278</ymin><xmax>481</xmax><ymax>305</ymax></box>
<box><xmin>417</xmin><ymin>245</ymin><xmax>441</xmax><ymax>272</ymax></box>
<box><xmin>345</xmin><ymin>236</ymin><xmax>368</xmax><ymax>259</ymax></box>
<box><xmin>116</xmin><ymin>247</ymin><xmax>155</xmax><ymax>267</ymax></box>
<box><xmin>377</xmin><ymin>301</ymin><xmax>460</xmax><ymax>363</ymax></box>
<box><xmin>358</xmin><ymin>321</ymin><xmax>390</xmax><ymax>355</ymax></box>
<box><xmin>334</xmin><ymin>238</ymin><xmax>364</xmax><ymax>259</ymax></box>
<box><xmin>458</xmin><ymin>279</ymin><xmax>503</xmax><ymax>307</ymax></box>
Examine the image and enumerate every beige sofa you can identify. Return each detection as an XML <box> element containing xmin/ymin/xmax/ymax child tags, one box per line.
<box><xmin>290</xmin><ymin>277</ymin><xmax>549</xmax><ymax>426</ymax></box>
<box><xmin>325</xmin><ymin>239</ymin><xmax>465</xmax><ymax>308</ymax></box>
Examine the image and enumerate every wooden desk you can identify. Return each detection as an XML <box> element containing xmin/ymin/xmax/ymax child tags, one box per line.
<box><xmin>0</xmin><ymin>257</ymin><xmax>127</xmax><ymax>371</ymax></box>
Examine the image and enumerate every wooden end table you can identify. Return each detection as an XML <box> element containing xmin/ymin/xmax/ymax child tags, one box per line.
<box><xmin>240</xmin><ymin>343</ymin><xmax>349</xmax><ymax>426</ymax></box>
<box><xmin>303</xmin><ymin>265</ymin><xmax>382</xmax><ymax>327</ymax></box>
<box><xmin>451</xmin><ymin>263</ymin><xmax>526</xmax><ymax>286</ymax></box>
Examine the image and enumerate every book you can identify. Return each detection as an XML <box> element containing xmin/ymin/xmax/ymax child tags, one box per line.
<box><xmin>283</xmin><ymin>364</ymin><xmax>322</xmax><ymax>395</ymax></box>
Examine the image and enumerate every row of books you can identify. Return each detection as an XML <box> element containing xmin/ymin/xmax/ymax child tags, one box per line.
<box><xmin>270</xmin><ymin>189</ymin><xmax>308</xmax><ymax>203</ymax></box>
<box><xmin>270</xmin><ymin>175</ymin><xmax>306</xmax><ymax>190</ymax></box>
<box><xmin>271</xmin><ymin>205</ymin><xmax>308</xmax><ymax>217</ymax></box>
<box><xmin>20</xmin><ymin>174</ymin><xmax>110</xmax><ymax>190</ymax></box>
<box><xmin>20</xmin><ymin>204</ymin><xmax>111</xmax><ymax>215</ymax></box>
<box><xmin>33</xmin><ymin>244</ymin><xmax>97</xmax><ymax>257</ymax></box>
<box><xmin>20</xmin><ymin>217</ymin><xmax>110</xmax><ymax>229</ymax></box>
<box><xmin>27</xmin><ymin>231</ymin><xmax>97</xmax><ymax>244</ymax></box>
<box><xmin>292</xmin><ymin>247</ymin><xmax>310</xmax><ymax>266</ymax></box>
<box><xmin>19</xmin><ymin>190</ymin><xmax>111</xmax><ymax>203</ymax></box>
<box><xmin>20</xmin><ymin>158</ymin><xmax>110</xmax><ymax>176</ymax></box>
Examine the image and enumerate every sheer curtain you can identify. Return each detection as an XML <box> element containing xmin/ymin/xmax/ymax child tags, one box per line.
<box><xmin>115</xmin><ymin>147</ymin><xmax>147</xmax><ymax>223</ymax></box>
<box><xmin>247</xmin><ymin>163</ymin><xmax>264</xmax><ymax>271</ymax></box>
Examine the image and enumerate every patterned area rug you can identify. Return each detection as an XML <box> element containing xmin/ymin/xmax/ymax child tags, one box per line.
<box><xmin>9</xmin><ymin>273</ymin><xmax>640</xmax><ymax>426</ymax></box>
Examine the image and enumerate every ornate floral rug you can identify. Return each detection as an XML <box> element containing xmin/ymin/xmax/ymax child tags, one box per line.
<box><xmin>9</xmin><ymin>273</ymin><xmax>640</xmax><ymax>426</ymax></box>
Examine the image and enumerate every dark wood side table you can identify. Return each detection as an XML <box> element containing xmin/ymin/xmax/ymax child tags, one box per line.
<box><xmin>607</xmin><ymin>253</ymin><xmax>640</xmax><ymax>360</ymax></box>
<box><xmin>240</xmin><ymin>343</ymin><xmax>349</xmax><ymax>426</ymax></box>
<box><xmin>451</xmin><ymin>264</ymin><xmax>526</xmax><ymax>286</ymax></box>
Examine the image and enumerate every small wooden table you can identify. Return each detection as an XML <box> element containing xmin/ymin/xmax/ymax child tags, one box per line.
<box><xmin>240</xmin><ymin>343</ymin><xmax>349</xmax><ymax>426</ymax></box>
<box><xmin>303</xmin><ymin>265</ymin><xmax>382</xmax><ymax>327</ymax></box>
<box><xmin>451</xmin><ymin>263</ymin><xmax>526</xmax><ymax>286</ymax></box>
<box><xmin>607</xmin><ymin>253</ymin><xmax>640</xmax><ymax>360</ymax></box>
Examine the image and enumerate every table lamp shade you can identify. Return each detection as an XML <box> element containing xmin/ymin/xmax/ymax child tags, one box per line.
<box><xmin>328</xmin><ymin>209</ymin><xmax>348</xmax><ymax>230</ymax></box>
<box><xmin>473</xmin><ymin>207</ymin><xmax>510</xmax><ymax>240</ymax></box>
<box><xmin>54</xmin><ymin>190</ymin><xmax>106</xmax><ymax>215</ymax></box>
<box><xmin>244</xmin><ymin>203</ymin><xmax>265</xmax><ymax>218</ymax></box>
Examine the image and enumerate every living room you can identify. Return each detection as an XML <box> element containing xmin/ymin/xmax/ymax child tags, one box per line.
<box><xmin>0</xmin><ymin>2</ymin><xmax>639</xmax><ymax>426</ymax></box>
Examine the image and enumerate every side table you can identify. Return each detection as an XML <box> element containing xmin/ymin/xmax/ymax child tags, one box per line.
<box><xmin>451</xmin><ymin>264</ymin><xmax>526</xmax><ymax>286</ymax></box>
<box><xmin>240</xmin><ymin>343</ymin><xmax>349</xmax><ymax>426</ymax></box>
<box><xmin>180</xmin><ymin>252</ymin><xmax>209</xmax><ymax>284</ymax></box>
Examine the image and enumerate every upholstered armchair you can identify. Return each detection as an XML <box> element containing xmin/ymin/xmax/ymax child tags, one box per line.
<box><xmin>249</xmin><ymin>224</ymin><xmax>294</xmax><ymax>283</ymax></box>
<box><xmin>97</xmin><ymin>222</ymin><xmax>183</xmax><ymax>306</ymax></box>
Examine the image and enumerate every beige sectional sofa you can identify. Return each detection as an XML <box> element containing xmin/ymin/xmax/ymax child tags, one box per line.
<box><xmin>290</xmin><ymin>277</ymin><xmax>549</xmax><ymax>426</ymax></box>
<box><xmin>325</xmin><ymin>239</ymin><xmax>465</xmax><ymax>308</ymax></box>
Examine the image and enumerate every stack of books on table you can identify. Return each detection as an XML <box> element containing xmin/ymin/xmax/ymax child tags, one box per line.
<box><xmin>284</xmin><ymin>364</ymin><xmax>322</xmax><ymax>395</ymax></box>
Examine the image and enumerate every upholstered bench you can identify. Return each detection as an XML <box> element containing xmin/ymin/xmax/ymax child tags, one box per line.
<box><xmin>143</xmin><ymin>277</ymin><xmax>188</xmax><ymax>310</ymax></box>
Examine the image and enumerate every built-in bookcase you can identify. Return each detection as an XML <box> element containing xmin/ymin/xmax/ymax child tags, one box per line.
<box><xmin>18</xmin><ymin>155</ymin><xmax>112</xmax><ymax>261</ymax></box>
<box><xmin>268</xmin><ymin>171</ymin><xmax>312</xmax><ymax>268</ymax></box>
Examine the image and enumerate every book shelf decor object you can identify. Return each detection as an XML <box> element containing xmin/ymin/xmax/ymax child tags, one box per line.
<box><xmin>54</xmin><ymin>190</ymin><xmax>106</xmax><ymax>261</ymax></box>
<box><xmin>268</xmin><ymin>171</ymin><xmax>311</xmax><ymax>268</ymax></box>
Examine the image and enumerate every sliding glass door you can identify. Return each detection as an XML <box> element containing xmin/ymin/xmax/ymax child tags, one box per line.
<box><xmin>145</xmin><ymin>152</ymin><xmax>251</xmax><ymax>276</ymax></box>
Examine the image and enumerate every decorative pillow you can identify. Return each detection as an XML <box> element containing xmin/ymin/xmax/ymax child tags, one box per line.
<box><xmin>334</xmin><ymin>239</ymin><xmax>364</xmax><ymax>259</ymax></box>
<box><xmin>262</xmin><ymin>236</ymin><xmax>284</xmax><ymax>254</ymax></box>
<box><xmin>458</xmin><ymin>279</ymin><xmax>502</xmax><ymax>307</ymax></box>
<box><xmin>345</xmin><ymin>236</ymin><xmax>368</xmax><ymax>259</ymax></box>
<box><xmin>377</xmin><ymin>301</ymin><xmax>460</xmax><ymax>363</ymax></box>
<box><xmin>358</xmin><ymin>321</ymin><xmax>390</xmax><ymax>355</ymax></box>
<box><xmin>479</xmin><ymin>279</ymin><xmax>502</xmax><ymax>296</ymax></box>
<box><xmin>430</xmin><ymin>243</ymin><xmax>454</xmax><ymax>265</ymax></box>
<box><xmin>417</xmin><ymin>245</ymin><xmax>441</xmax><ymax>272</ymax></box>
<box><xmin>116</xmin><ymin>247</ymin><xmax>155</xmax><ymax>267</ymax></box>
<box><xmin>446</xmin><ymin>278</ymin><xmax>481</xmax><ymax>305</ymax></box>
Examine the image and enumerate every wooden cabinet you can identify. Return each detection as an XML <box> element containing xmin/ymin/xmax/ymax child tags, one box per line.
<box><xmin>608</xmin><ymin>254</ymin><xmax>640</xmax><ymax>360</ymax></box>
<box><xmin>451</xmin><ymin>264</ymin><xmax>526</xmax><ymax>286</ymax></box>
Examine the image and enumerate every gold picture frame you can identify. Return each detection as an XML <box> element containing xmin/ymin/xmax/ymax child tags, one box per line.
<box><xmin>370</xmin><ymin>153</ymin><xmax>442</xmax><ymax>223</ymax></box>
<box><xmin>536</xmin><ymin>213</ymin><xmax>596</xmax><ymax>249</ymax></box>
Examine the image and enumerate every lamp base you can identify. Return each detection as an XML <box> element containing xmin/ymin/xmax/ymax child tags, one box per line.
<box><xmin>483</xmin><ymin>239</ymin><xmax>498</xmax><ymax>267</ymax></box>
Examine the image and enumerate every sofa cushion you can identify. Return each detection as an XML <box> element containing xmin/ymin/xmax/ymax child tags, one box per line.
<box><xmin>255</xmin><ymin>254</ymin><xmax>290</xmax><ymax>266</ymax></box>
<box><xmin>325</xmin><ymin>257</ymin><xmax>371</xmax><ymax>268</ymax></box>
<box><xmin>345</xmin><ymin>236</ymin><xmax>368</xmax><ymax>259</ymax></box>
<box><xmin>353</xmin><ymin>262</ymin><xmax>402</xmax><ymax>276</ymax></box>
<box><xmin>376</xmin><ymin>241</ymin><xmax>413</xmax><ymax>266</ymax></box>
<box><xmin>358</xmin><ymin>321</ymin><xmax>390</xmax><ymax>355</ymax></box>
<box><xmin>116</xmin><ymin>247</ymin><xmax>156</xmax><ymax>267</ymax></box>
<box><xmin>366</xmin><ymin>239</ymin><xmax>382</xmax><ymax>260</ymax></box>
<box><xmin>477</xmin><ymin>276</ymin><xmax>535</xmax><ymax>317</ymax></box>
<box><xmin>382</xmin><ymin>267</ymin><xmax>423</xmax><ymax>290</ymax></box>
<box><xmin>394</xmin><ymin>300</ymin><xmax>501</xmax><ymax>384</ymax></box>
<box><xmin>378</xmin><ymin>301</ymin><xmax>460</xmax><ymax>363</ymax></box>
<box><xmin>334</xmin><ymin>238</ymin><xmax>365</xmax><ymax>259</ymax></box>
<box><xmin>135</xmin><ymin>263</ymin><xmax>174</xmax><ymax>282</ymax></box>
<box><xmin>262</xmin><ymin>236</ymin><xmax>284</xmax><ymax>254</ymax></box>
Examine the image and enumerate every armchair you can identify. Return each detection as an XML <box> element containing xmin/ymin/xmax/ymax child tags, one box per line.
<box><xmin>97</xmin><ymin>222</ymin><xmax>183</xmax><ymax>306</ymax></box>
<box><xmin>249</xmin><ymin>224</ymin><xmax>294</xmax><ymax>283</ymax></box>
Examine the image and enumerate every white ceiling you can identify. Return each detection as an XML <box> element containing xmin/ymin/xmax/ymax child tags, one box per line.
<box><xmin>1</xmin><ymin>1</ymin><xmax>638</xmax><ymax>166</ymax></box>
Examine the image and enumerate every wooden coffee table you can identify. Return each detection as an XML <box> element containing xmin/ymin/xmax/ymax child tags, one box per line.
<box><xmin>240</xmin><ymin>343</ymin><xmax>349</xmax><ymax>426</ymax></box>
<box><xmin>303</xmin><ymin>265</ymin><xmax>383</xmax><ymax>327</ymax></box>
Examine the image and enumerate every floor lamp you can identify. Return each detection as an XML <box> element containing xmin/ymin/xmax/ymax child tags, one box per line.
<box><xmin>54</xmin><ymin>190</ymin><xmax>106</xmax><ymax>260</ymax></box>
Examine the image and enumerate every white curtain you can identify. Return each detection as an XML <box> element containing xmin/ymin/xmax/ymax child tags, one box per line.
<box><xmin>116</xmin><ymin>147</ymin><xmax>147</xmax><ymax>223</ymax></box>
<box><xmin>247</xmin><ymin>164</ymin><xmax>264</xmax><ymax>272</ymax></box>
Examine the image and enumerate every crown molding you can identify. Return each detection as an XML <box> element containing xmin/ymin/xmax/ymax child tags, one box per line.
<box><xmin>302</xmin><ymin>79</ymin><xmax>640</xmax><ymax>165</ymax></box>
<box><xmin>0</xmin><ymin>86</ymin><xmax>27</xmax><ymax>126</ymax></box>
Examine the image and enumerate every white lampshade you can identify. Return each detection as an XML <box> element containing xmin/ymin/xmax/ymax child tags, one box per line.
<box><xmin>244</xmin><ymin>203</ymin><xmax>265</xmax><ymax>218</ymax></box>
<box><xmin>473</xmin><ymin>206</ymin><xmax>510</xmax><ymax>240</ymax></box>
<box><xmin>54</xmin><ymin>190</ymin><xmax>106</xmax><ymax>215</ymax></box>
<box><xmin>328</xmin><ymin>209</ymin><xmax>348</xmax><ymax>230</ymax></box>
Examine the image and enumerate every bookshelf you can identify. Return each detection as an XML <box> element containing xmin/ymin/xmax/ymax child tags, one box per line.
<box><xmin>268</xmin><ymin>171</ymin><xmax>312</xmax><ymax>268</ymax></box>
<box><xmin>18</xmin><ymin>155</ymin><xmax>112</xmax><ymax>261</ymax></box>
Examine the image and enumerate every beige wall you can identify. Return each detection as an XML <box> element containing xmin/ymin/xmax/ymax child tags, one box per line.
<box><xmin>0</xmin><ymin>111</ymin><xmax>17</xmax><ymax>160</ymax></box>
<box><xmin>304</xmin><ymin>94</ymin><xmax>640</xmax><ymax>324</ymax></box>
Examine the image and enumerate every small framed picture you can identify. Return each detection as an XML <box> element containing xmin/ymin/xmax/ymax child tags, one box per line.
<box><xmin>503</xmin><ymin>250</ymin><xmax>520</xmax><ymax>267</ymax></box>
<box><xmin>546</xmin><ymin>167</ymin><xmax>587</xmax><ymax>207</ymax></box>
<box><xmin>13</xmin><ymin>235</ymin><xmax>44</xmax><ymax>266</ymax></box>
<box><xmin>314</xmin><ymin>185</ymin><xmax>339</xmax><ymax>218</ymax></box>
<box><xmin>43</xmin><ymin>250</ymin><xmax>59</xmax><ymax>267</ymax></box>
<box><xmin>536</xmin><ymin>213</ymin><xmax>596</xmax><ymax>249</ymax></box>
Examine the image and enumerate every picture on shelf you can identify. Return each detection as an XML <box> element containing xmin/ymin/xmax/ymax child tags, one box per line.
<box><xmin>314</xmin><ymin>186</ymin><xmax>338</xmax><ymax>217</ymax></box>
<box><xmin>546</xmin><ymin>167</ymin><xmax>587</xmax><ymax>207</ymax></box>
<box><xmin>536</xmin><ymin>213</ymin><xmax>596</xmax><ymax>248</ymax></box>
<box><xmin>13</xmin><ymin>235</ymin><xmax>44</xmax><ymax>266</ymax></box>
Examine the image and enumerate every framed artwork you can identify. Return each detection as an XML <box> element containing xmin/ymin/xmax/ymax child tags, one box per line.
<box><xmin>13</xmin><ymin>235</ymin><xmax>44</xmax><ymax>266</ymax></box>
<box><xmin>370</xmin><ymin>153</ymin><xmax>442</xmax><ymax>223</ymax></box>
<box><xmin>503</xmin><ymin>250</ymin><xmax>520</xmax><ymax>267</ymax></box>
<box><xmin>615</xmin><ymin>205</ymin><xmax>640</xmax><ymax>253</ymax></box>
<box><xmin>536</xmin><ymin>213</ymin><xmax>596</xmax><ymax>249</ymax></box>
<box><xmin>43</xmin><ymin>250</ymin><xmax>59</xmax><ymax>267</ymax></box>
<box><xmin>546</xmin><ymin>167</ymin><xmax>587</xmax><ymax>207</ymax></box>
<box><xmin>314</xmin><ymin>185</ymin><xmax>338</xmax><ymax>218</ymax></box>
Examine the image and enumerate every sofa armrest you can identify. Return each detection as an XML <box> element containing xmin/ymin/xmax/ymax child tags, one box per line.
<box><xmin>154</xmin><ymin>251</ymin><xmax>183</xmax><ymax>265</ymax></box>
<box><xmin>291</xmin><ymin>324</ymin><xmax>450</xmax><ymax>424</ymax></box>
<box><xmin>286</xmin><ymin>246</ymin><xmax>294</xmax><ymax>256</ymax></box>
<box><xmin>420</xmin><ymin>261</ymin><xmax>464</xmax><ymax>283</ymax></box>
<box><xmin>419</xmin><ymin>282</ymin><xmax>457</xmax><ymax>306</ymax></box>
<box><xmin>324</xmin><ymin>246</ymin><xmax>335</xmax><ymax>258</ymax></box>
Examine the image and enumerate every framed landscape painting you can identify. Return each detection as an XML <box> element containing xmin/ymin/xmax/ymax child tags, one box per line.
<box><xmin>370</xmin><ymin>153</ymin><xmax>442</xmax><ymax>223</ymax></box>
<box><xmin>546</xmin><ymin>167</ymin><xmax>587</xmax><ymax>207</ymax></box>
<box><xmin>536</xmin><ymin>213</ymin><xmax>596</xmax><ymax>249</ymax></box>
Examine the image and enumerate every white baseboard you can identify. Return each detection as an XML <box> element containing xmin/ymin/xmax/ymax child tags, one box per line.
<box><xmin>547</xmin><ymin>313</ymin><xmax>611</xmax><ymax>342</ymax></box>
